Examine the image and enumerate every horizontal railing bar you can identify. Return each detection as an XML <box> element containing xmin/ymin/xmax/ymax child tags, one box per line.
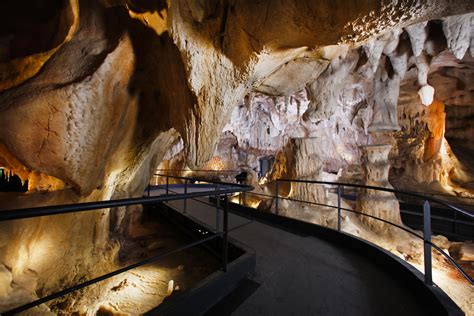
<box><xmin>165</xmin><ymin>202</ymin><xmax>216</xmax><ymax>235</ymax></box>
<box><xmin>237</xmin><ymin>190</ymin><xmax>473</xmax><ymax>285</ymax></box>
<box><xmin>244</xmin><ymin>191</ymin><xmax>473</xmax><ymax>224</ymax></box>
<box><xmin>164</xmin><ymin>188</ymin><xmax>254</xmax><ymax>234</ymax></box>
<box><xmin>239</xmin><ymin>191</ymin><xmax>424</xmax><ymax>240</ymax></box>
<box><xmin>340</xmin><ymin>187</ymin><xmax>474</xmax><ymax>202</ymax></box>
<box><xmin>396</xmin><ymin>190</ymin><xmax>474</xmax><ymax>201</ymax></box>
<box><xmin>430</xmin><ymin>244</ymin><xmax>474</xmax><ymax>285</ymax></box>
<box><xmin>2</xmin><ymin>233</ymin><xmax>222</xmax><ymax>315</ymax></box>
<box><xmin>158</xmin><ymin>198</ymin><xmax>224</xmax><ymax>263</ymax></box>
<box><xmin>340</xmin><ymin>192</ymin><xmax>474</xmax><ymax>209</ymax></box>
<box><xmin>0</xmin><ymin>186</ymin><xmax>253</xmax><ymax>222</ymax></box>
<box><xmin>156</xmin><ymin>174</ymin><xmax>473</xmax><ymax>287</ymax></box>
<box><xmin>166</xmin><ymin>189</ymin><xmax>226</xmax><ymax>210</ymax></box>
<box><xmin>398</xmin><ymin>209</ymin><xmax>474</xmax><ymax>225</ymax></box>
<box><xmin>156</xmin><ymin>169</ymin><xmax>242</xmax><ymax>173</ymax></box>
<box><xmin>244</xmin><ymin>191</ymin><xmax>274</xmax><ymax>199</ymax></box>
<box><xmin>154</xmin><ymin>174</ymin><xmax>249</xmax><ymax>188</ymax></box>
<box><xmin>276</xmin><ymin>179</ymin><xmax>473</xmax><ymax>219</ymax></box>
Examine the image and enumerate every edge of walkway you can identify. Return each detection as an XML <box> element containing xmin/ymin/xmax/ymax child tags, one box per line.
<box><xmin>145</xmin><ymin>203</ymin><xmax>257</xmax><ymax>316</ymax></box>
<box><xmin>221</xmin><ymin>199</ymin><xmax>464</xmax><ymax>316</ymax></box>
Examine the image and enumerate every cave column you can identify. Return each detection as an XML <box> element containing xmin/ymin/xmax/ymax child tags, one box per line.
<box><xmin>356</xmin><ymin>144</ymin><xmax>403</xmax><ymax>232</ymax></box>
<box><xmin>357</xmin><ymin>54</ymin><xmax>404</xmax><ymax>232</ymax></box>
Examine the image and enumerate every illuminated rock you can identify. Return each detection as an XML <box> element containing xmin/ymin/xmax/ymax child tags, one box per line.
<box><xmin>418</xmin><ymin>84</ymin><xmax>435</xmax><ymax>106</ymax></box>
<box><xmin>0</xmin><ymin>0</ymin><xmax>473</xmax><ymax>314</ymax></box>
<box><xmin>356</xmin><ymin>144</ymin><xmax>403</xmax><ymax>233</ymax></box>
<box><xmin>442</xmin><ymin>13</ymin><xmax>473</xmax><ymax>60</ymax></box>
<box><xmin>405</xmin><ymin>22</ymin><xmax>429</xmax><ymax>57</ymax></box>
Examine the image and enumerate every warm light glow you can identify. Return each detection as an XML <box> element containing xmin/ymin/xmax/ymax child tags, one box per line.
<box><xmin>0</xmin><ymin>143</ymin><xmax>67</xmax><ymax>192</ymax></box>
<box><xmin>104</xmin><ymin>170</ymin><xmax>121</xmax><ymax>199</ymax></box>
<box><xmin>28</xmin><ymin>233</ymin><xmax>55</xmax><ymax>270</ymax></box>
<box><xmin>248</xmin><ymin>200</ymin><xmax>261</xmax><ymax>209</ymax></box>
<box><xmin>258</xmin><ymin>176</ymin><xmax>268</xmax><ymax>185</ymax></box>
<box><xmin>229</xmin><ymin>195</ymin><xmax>241</xmax><ymax>204</ymax></box>
<box><xmin>128</xmin><ymin>8</ymin><xmax>168</xmax><ymax>36</ymax></box>
<box><xmin>201</xmin><ymin>156</ymin><xmax>226</xmax><ymax>171</ymax></box>
<box><xmin>94</xmin><ymin>265</ymin><xmax>173</xmax><ymax>314</ymax></box>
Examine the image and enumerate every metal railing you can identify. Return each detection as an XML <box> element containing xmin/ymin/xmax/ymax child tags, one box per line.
<box><xmin>0</xmin><ymin>177</ymin><xmax>253</xmax><ymax>315</ymax></box>
<box><xmin>156</xmin><ymin>169</ymin><xmax>242</xmax><ymax>174</ymax></box>
<box><xmin>149</xmin><ymin>174</ymin><xmax>255</xmax><ymax>233</ymax></box>
<box><xmin>240</xmin><ymin>178</ymin><xmax>474</xmax><ymax>287</ymax></box>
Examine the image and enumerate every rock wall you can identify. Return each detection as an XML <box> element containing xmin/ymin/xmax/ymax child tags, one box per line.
<box><xmin>0</xmin><ymin>0</ymin><xmax>474</xmax><ymax>313</ymax></box>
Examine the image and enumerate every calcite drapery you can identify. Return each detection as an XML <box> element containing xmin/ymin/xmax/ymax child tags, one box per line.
<box><xmin>0</xmin><ymin>0</ymin><xmax>473</xmax><ymax>313</ymax></box>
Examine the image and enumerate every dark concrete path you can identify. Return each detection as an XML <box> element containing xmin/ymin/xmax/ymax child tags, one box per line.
<box><xmin>151</xmin><ymin>186</ymin><xmax>431</xmax><ymax>316</ymax></box>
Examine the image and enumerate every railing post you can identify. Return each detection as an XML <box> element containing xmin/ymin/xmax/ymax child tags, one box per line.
<box><xmin>222</xmin><ymin>194</ymin><xmax>229</xmax><ymax>272</ymax></box>
<box><xmin>147</xmin><ymin>184</ymin><xmax>151</xmax><ymax>197</ymax></box>
<box><xmin>453</xmin><ymin>209</ymin><xmax>457</xmax><ymax>235</ymax></box>
<box><xmin>337</xmin><ymin>185</ymin><xmax>342</xmax><ymax>231</ymax></box>
<box><xmin>275</xmin><ymin>180</ymin><xmax>279</xmax><ymax>215</ymax></box>
<box><xmin>166</xmin><ymin>176</ymin><xmax>169</xmax><ymax>195</ymax></box>
<box><xmin>183</xmin><ymin>179</ymin><xmax>187</xmax><ymax>214</ymax></box>
<box><xmin>215</xmin><ymin>184</ymin><xmax>220</xmax><ymax>232</ymax></box>
<box><xmin>423</xmin><ymin>200</ymin><xmax>433</xmax><ymax>286</ymax></box>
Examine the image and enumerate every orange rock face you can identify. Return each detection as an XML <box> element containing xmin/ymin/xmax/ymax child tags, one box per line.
<box><xmin>423</xmin><ymin>100</ymin><xmax>446</xmax><ymax>161</ymax></box>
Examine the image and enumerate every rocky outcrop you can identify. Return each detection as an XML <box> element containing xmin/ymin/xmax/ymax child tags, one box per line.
<box><xmin>0</xmin><ymin>0</ymin><xmax>474</xmax><ymax>314</ymax></box>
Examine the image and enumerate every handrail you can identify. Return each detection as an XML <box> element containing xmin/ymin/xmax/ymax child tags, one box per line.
<box><xmin>0</xmin><ymin>184</ymin><xmax>253</xmax><ymax>222</ymax></box>
<box><xmin>243</xmin><ymin>191</ymin><xmax>424</xmax><ymax>239</ymax></box>
<box><xmin>242</xmin><ymin>191</ymin><xmax>474</xmax><ymax>285</ymax></box>
<box><xmin>154</xmin><ymin>173</ymin><xmax>252</xmax><ymax>187</ymax></box>
<box><xmin>277</xmin><ymin>179</ymin><xmax>474</xmax><ymax>219</ymax></box>
<box><xmin>0</xmin><ymin>176</ymin><xmax>253</xmax><ymax>315</ymax></box>
<box><xmin>339</xmin><ymin>184</ymin><xmax>474</xmax><ymax>202</ymax></box>
<box><xmin>235</xmin><ymin>178</ymin><xmax>473</xmax><ymax>286</ymax></box>
<box><xmin>3</xmin><ymin>233</ymin><xmax>221</xmax><ymax>315</ymax></box>
<box><xmin>156</xmin><ymin>169</ymin><xmax>242</xmax><ymax>173</ymax></box>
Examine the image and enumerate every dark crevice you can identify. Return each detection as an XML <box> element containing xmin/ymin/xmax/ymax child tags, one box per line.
<box><xmin>219</xmin><ymin>0</ymin><xmax>230</xmax><ymax>50</ymax></box>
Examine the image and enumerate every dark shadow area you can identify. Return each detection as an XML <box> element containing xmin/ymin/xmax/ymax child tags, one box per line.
<box><xmin>204</xmin><ymin>278</ymin><xmax>260</xmax><ymax>316</ymax></box>
<box><xmin>0</xmin><ymin>169</ymin><xmax>28</xmax><ymax>192</ymax></box>
<box><xmin>0</xmin><ymin>0</ymin><xmax>73</xmax><ymax>62</ymax></box>
<box><xmin>127</xmin><ymin>16</ymin><xmax>197</xmax><ymax>147</ymax></box>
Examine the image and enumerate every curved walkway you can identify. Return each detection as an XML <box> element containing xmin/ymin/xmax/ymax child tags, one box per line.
<box><xmin>152</xmin><ymin>186</ymin><xmax>440</xmax><ymax>316</ymax></box>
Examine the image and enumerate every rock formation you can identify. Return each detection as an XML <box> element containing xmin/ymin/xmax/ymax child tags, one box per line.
<box><xmin>356</xmin><ymin>144</ymin><xmax>403</xmax><ymax>233</ymax></box>
<box><xmin>0</xmin><ymin>0</ymin><xmax>474</xmax><ymax>314</ymax></box>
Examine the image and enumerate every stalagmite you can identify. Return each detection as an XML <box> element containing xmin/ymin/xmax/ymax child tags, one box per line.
<box><xmin>356</xmin><ymin>144</ymin><xmax>402</xmax><ymax>233</ymax></box>
<box><xmin>0</xmin><ymin>1</ymin><xmax>473</xmax><ymax>314</ymax></box>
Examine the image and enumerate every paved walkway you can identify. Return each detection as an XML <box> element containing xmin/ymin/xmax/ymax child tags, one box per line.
<box><xmin>150</xmin><ymin>186</ymin><xmax>430</xmax><ymax>316</ymax></box>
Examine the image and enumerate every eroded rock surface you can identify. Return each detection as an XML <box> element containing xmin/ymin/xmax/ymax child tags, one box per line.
<box><xmin>1</xmin><ymin>0</ymin><xmax>474</xmax><ymax>314</ymax></box>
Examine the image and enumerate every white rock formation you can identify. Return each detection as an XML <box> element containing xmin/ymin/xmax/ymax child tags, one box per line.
<box><xmin>405</xmin><ymin>22</ymin><xmax>429</xmax><ymax>57</ymax></box>
<box><xmin>356</xmin><ymin>144</ymin><xmax>403</xmax><ymax>233</ymax></box>
<box><xmin>442</xmin><ymin>13</ymin><xmax>473</xmax><ymax>60</ymax></box>
<box><xmin>0</xmin><ymin>1</ymin><xmax>474</xmax><ymax>314</ymax></box>
<box><xmin>418</xmin><ymin>84</ymin><xmax>435</xmax><ymax>106</ymax></box>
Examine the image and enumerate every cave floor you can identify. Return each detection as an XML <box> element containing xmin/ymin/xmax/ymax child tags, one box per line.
<box><xmin>153</xmin><ymin>186</ymin><xmax>438</xmax><ymax>316</ymax></box>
